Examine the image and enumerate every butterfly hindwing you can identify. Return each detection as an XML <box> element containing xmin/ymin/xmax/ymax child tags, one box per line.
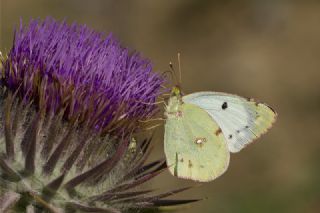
<box><xmin>182</xmin><ymin>92</ymin><xmax>277</xmax><ymax>153</ymax></box>
<box><xmin>164</xmin><ymin>96</ymin><xmax>230</xmax><ymax>182</ymax></box>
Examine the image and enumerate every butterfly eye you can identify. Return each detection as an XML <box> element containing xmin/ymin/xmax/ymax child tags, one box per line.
<box><xmin>171</xmin><ymin>86</ymin><xmax>181</xmax><ymax>96</ymax></box>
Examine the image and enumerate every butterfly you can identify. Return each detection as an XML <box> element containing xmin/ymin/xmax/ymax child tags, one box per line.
<box><xmin>164</xmin><ymin>86</ymin><xmax>277</xmax><ymax>182</ymax></box>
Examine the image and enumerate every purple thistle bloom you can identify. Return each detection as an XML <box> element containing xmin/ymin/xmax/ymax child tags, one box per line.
<box><xmin>3</xmin><ymin>17</ymin><xmax>164</xmax><ymax>136</ymax></box>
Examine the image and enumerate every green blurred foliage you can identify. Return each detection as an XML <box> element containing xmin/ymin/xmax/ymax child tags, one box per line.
<box><xmin>1</xmin><ymin>0</ymin><xmax>320</xmax><ymax>212</ymax></box>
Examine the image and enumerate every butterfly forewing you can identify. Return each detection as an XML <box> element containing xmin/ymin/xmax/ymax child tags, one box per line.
<box><xmin>182</xmin><ymin>92</ymin><xmax>277</xmax><ymax>153</ymax></box>
<box><xmin>164</xmin><ymin>97</ymin><xmax>230</xmax><ymax>182</ymax></box>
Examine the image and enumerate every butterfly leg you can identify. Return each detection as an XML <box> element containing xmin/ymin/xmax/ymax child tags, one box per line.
<box><xmin>141</xmin><ymin>123</ymin><xmax>162</xmax><ymax>131</ymax></box>
<box><xmin>133</xmin><ymin>100</ymin><xmax>166</xmax><ymax>105</ymax></box>
<box><xmin>138</xmin><ymin>118</ymin><xmax>165</xmax><ymax>123</ymax></box>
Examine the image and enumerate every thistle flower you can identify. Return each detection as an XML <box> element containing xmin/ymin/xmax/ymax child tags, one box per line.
<box><xmin>2</xmin><ymin>17</ymin><xmax>166</xmax><ymax>137</ymax></box>
<box><xmin>0</xmin><ymin>18</ymin><xmax>198</xmax><ymax>212</ymax></box>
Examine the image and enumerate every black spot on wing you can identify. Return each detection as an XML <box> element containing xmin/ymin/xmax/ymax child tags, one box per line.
<box><xmin>222</xmin><ymin>102</ymin><xmax>228</xmax><ymax>110</ymax></box>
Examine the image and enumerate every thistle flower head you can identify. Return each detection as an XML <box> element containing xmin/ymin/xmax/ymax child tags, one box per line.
<box><xmin>3</xmin><ymin>17</ymin><xmax>164</xmax><ymax>136</ymax></box>
<box><xmin>0</xmin><ymin>18</ymin><xmax>198</xmax><ymax>212</ymax></box>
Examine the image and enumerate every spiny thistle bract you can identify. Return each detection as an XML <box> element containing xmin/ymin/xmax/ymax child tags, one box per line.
<box><xmin>0</xmin><ymin>18</ymin><xmax>198</xmax><ymax>213</ymax></box>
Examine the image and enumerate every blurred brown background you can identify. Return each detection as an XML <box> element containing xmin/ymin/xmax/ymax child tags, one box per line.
<box><xmin>1</xmin><ymin>0</ymin><xmax>320</xmax><ymax>212</ymax></box>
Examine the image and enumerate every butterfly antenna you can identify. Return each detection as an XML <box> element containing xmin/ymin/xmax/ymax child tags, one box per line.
<box><xmin>178</xmin><ymin>52</ymin><xmax>182</xmax><ymax>86</ymax></box>
<box><xmin>169</xmin><ymin>61</ymin><xmax>179</xmax><ymax>86</ymax></box>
